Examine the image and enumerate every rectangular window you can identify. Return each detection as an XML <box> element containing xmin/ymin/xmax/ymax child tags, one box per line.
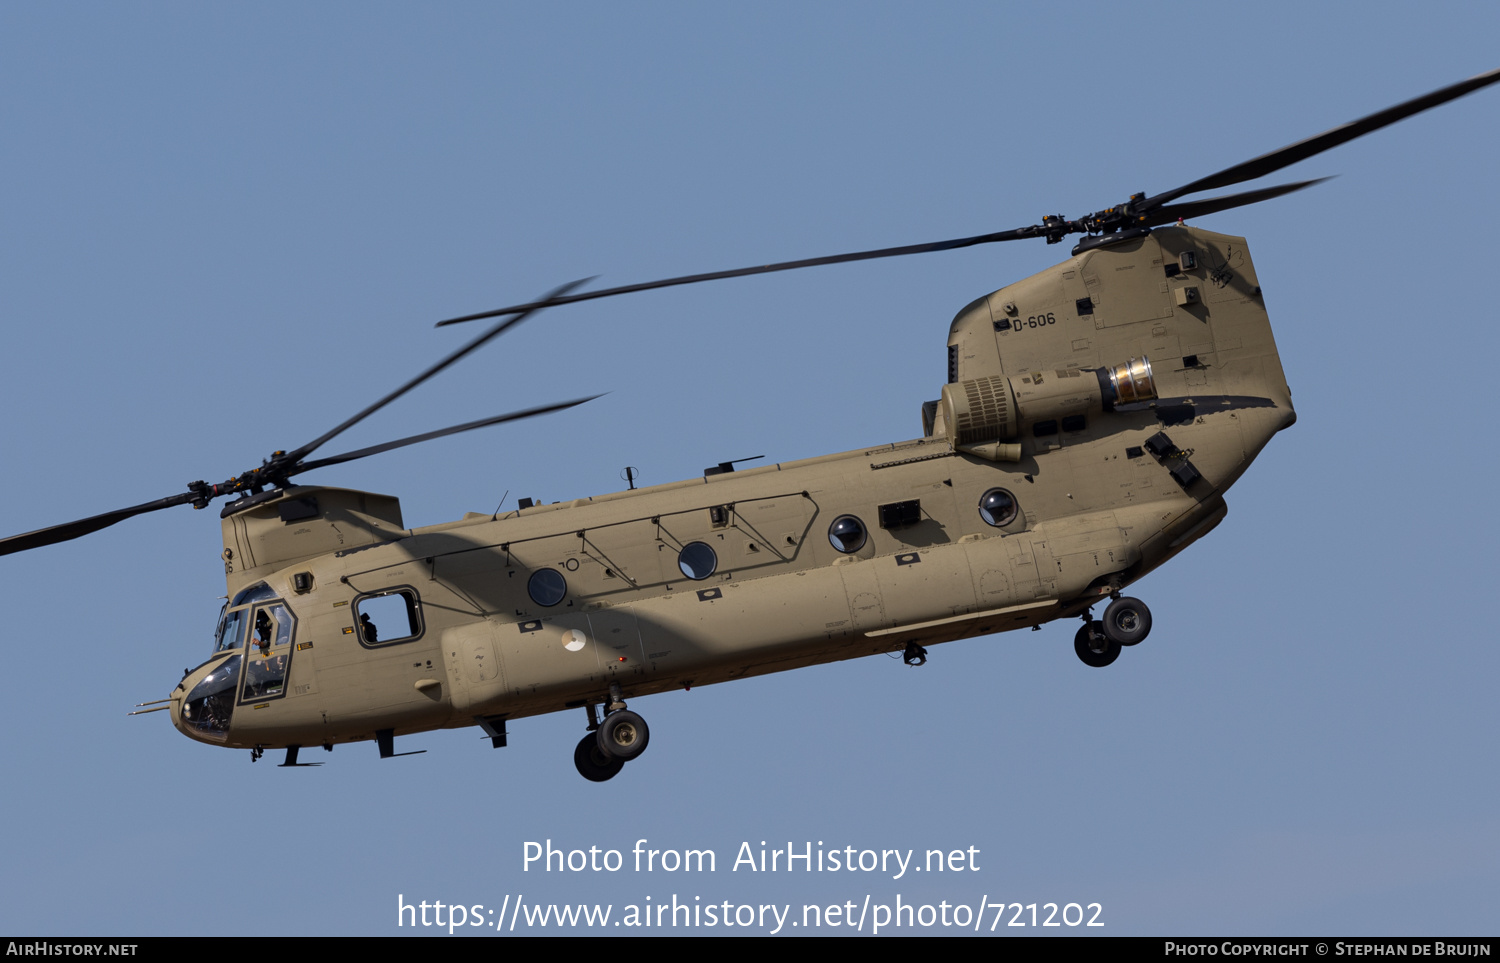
<box><xmin>354</xmin><ymin>589</ymin><xmax>423</xmax><ymax>646</ymax></box>
<box><xmin>240</xmin><ymin>602</ymin><xmax>294</xmax><ymax>703</ymax></box>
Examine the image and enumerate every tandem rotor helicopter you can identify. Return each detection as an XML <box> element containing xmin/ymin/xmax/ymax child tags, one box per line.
<box><xmin>5</xmin><ymin>70</ymin><xmax>1497</xmax><ymax>781</ymax></box>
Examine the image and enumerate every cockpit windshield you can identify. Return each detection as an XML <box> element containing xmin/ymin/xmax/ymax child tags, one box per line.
<box><xmin>231</xmin><ymin>581</ymin><xmax>278</xmax><ymax>608</ymax></box>
<box><xmin>193</xmin><ymin>591</ymin><xmax>298</xmax><ymax>735</ymax></box>
<box><xmin>215</xmin><ymin>583</ymin><xmax>282</xmax><ymax>653</ymax></box>
<box><xmin>214</xmin><ymin>605</ymin><xmax>247</xmax><ymax>653</ymax></box>
<box><xmin>182</xmin><ymin>654</ymin><xmax>241</xmax><ymax>736</ymax></box>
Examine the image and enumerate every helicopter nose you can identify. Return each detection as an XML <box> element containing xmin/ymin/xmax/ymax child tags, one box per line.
<box><xmin>173</xmin><ymin>654</ymin><xmax>242</xmax><ymax>743</ymax></box>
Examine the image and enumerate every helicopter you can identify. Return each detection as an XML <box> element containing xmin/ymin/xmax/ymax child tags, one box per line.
<box><xmin>4</xmin><ymin>68</ymin><xmax>1496</xmax><ymax>782</ymax></box>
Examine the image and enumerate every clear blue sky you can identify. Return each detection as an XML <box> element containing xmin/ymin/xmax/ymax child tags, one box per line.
<box><xmin>2</xmin><ymin>2</ymin><xmax>1497</xmax><ymax>936</ymax></box>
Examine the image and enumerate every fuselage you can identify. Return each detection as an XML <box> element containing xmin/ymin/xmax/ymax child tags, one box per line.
<box><xmin>171</xmin><ymin>225</ymin><xmax>1295</xmax><ymax>754</ymax></box>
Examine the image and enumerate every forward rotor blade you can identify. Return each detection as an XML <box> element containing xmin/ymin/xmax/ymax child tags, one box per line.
<box><xmin>292</xmin><ymin>396</ymin><xmax>601</xmax><ymax>474</ymax></box>
<box><xmin>283</xmin><ymin>278</ymin><xmax>589</xmax><ymax>464</ymax></box>
<box><xmin>0</xmin><ymin>491</ymin><xmax>197</xmax><ymax>557</ymax></box>
<box><xmin>432</xmin><ymin>228</ymin><xmax>1037</xmax><ymax>327</ymax></box>
<box><xmin>1137</xmin><ymin>178</ymin><xmax>1331</xmax><ymax>229</ymax></box>
<box><xmin>1141</xmin><ymin>67</ymin><xmax>1500</xmax><ymax>212</ymax></box>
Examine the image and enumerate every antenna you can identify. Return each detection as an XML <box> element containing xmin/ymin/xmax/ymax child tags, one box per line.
<box><xmin>703</xmin><ymin>455</ymin><xmax>764</xmax><ymax>477</ymax></box>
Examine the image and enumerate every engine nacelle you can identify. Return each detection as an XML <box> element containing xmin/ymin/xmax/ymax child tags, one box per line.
<box><xmin>938</xmin><ymin>357</ymin><xmax>1155</xmax><ymax>461</ymax></box>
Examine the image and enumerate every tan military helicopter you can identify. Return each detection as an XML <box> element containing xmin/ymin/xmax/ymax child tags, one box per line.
<box><xmin>5</xmin><ymin>70</ymin><xmax>1497</xmax><ymax>781</ymax></box>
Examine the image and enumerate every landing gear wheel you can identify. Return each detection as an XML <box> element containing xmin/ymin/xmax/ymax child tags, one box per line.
<box><xmin>597</xmin><ymin>709</ymin><xmax>650</xmax><ymax>762</ymax></box>
<box><xmin>1074</xmin><ymin>621</ymin><xmax>1120</xmax><ymax>668</ymax></box>
<box><xmin>1102</xmin><ymin>596</ymin><xmax>1152</xmax><ymax>646</ymax></box>
<box><xmin>574</xmin><ymin>733</ymin><xmax>624</xmax><ymax>782</ymax></box>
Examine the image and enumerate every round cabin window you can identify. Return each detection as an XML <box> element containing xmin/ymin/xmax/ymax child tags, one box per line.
<box><xmin>678</xmin><ymin>541</ymin><xmax>718</xmax><ymax>580</ymax></box>
<box><xmin>528</xmin><ymin>568</ymin><xmax>567</xmax><ymax>607</ymax></box>
<box><xmin>828</xmin><ymin>515</ymin><xmax>868</xmax><ymax>553</ymax></box>
<box><xmin>978</xmin><ymin>488</ymin><xmax>1018</xmax><ymax>527</ymax></box>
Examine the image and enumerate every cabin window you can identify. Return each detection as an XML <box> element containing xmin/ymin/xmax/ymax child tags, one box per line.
<box><xmin>354</xmin><ymin>588</ymin><xmax>423</xmax><ymax>645</ymax></box>
<box><xmin>978</xmin><ymin>488</ymin><xmax>1018</xmax><ymax>527</ymax></box>
<box><xmin>527</xmin><ymin>569</ymin><xmax>568</xmax><ymax>608</ymax></box>
<box><xmin>828</xmin><ymin>515</ymin><xmax>868</xmax><ymax>554</ymax></box>
<box><xmin>678</xmin><ymin>542</ymin><xmax>718</xmax><ymax>580</ymax></box>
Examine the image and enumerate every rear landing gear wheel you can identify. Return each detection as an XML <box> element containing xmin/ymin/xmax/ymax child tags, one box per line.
<box><xmin>574</xmin><ymin>733</ymin><xmax>624</xmax><ymax>782</ymax></box>
<box><xmin>597</xmin><ymin>709</ymin><xmax>650</xmax><ymax>761</ymax></box>
<box><xmin>1102</xmin><ymin>596</ymin><xmax>1152</xmax><ymax>646</ymax></box>
<box><xmin>1074</xmin><ymin>621</ymin><xmax>1120</xmax><ymax>668</ymax></box>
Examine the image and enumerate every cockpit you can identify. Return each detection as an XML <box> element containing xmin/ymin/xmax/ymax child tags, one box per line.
<box><xmin>179</xmin><ymin>581</ymin><xmax>297</xmax><ymax>739</ymax></box>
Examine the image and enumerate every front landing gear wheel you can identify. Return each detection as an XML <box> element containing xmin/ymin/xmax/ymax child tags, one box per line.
<box><xmin>597</xmin><ymin>710</ymin><xmax>650</xmax><ymax>761</ymax></box>
<box><xmin>1102</xmin><ymin>596</ymin><xmax>1152</xmax><ymax>646</ymax></box>
<box><xmin>1074</xmin><ymin>621</ymin><xmax>1120</xmax><ymax>668</ymax></box>
<box><xmin>574</xmin><ymin>734</ymin><xmax>624</xmax><ymax>782</ymax></box>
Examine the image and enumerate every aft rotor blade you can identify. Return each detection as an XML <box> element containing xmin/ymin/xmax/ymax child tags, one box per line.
<box><xmin>436</xmin><ymin>70</ymin><xmax>1500</xmax><ymax>329</ymax></box>
<box><xmin>1140</xmin><ymin>67</ymin><xmax>1500</xmax><ymax>212</ymax></box>
<box><xmin>292</xmin><ymin>396</ymin><xmax>601</xmax><ymax>474</ymax></box>
<box><xmin>0</xmin><ymin>491</ymin><xmax>197</xmax><ymax>557</ymax></box>
<box><xmin>1137</xmin><ymin>178</ymin><xmax>1331</xmax><ymax>229</ymax></box>
<box><xmin>432</xmin><ymin>228</ymin><xmax>1037</xmax><ymax>327</ymax></box>
<box><xmin>283</xmin><ymin>279</ymin><xmax>589</xmax><ymax>464</ymax></box>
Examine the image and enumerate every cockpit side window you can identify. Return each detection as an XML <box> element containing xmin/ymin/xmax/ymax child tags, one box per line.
<box><xmin>248</xmin><ymin>602</ymin><xmax>293</xmax><ymax>655</ymax></box>
<box><xmin>240</xmin><ymin>601</ymin><xmax>295</xmax><ymax>703</ymax></box>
